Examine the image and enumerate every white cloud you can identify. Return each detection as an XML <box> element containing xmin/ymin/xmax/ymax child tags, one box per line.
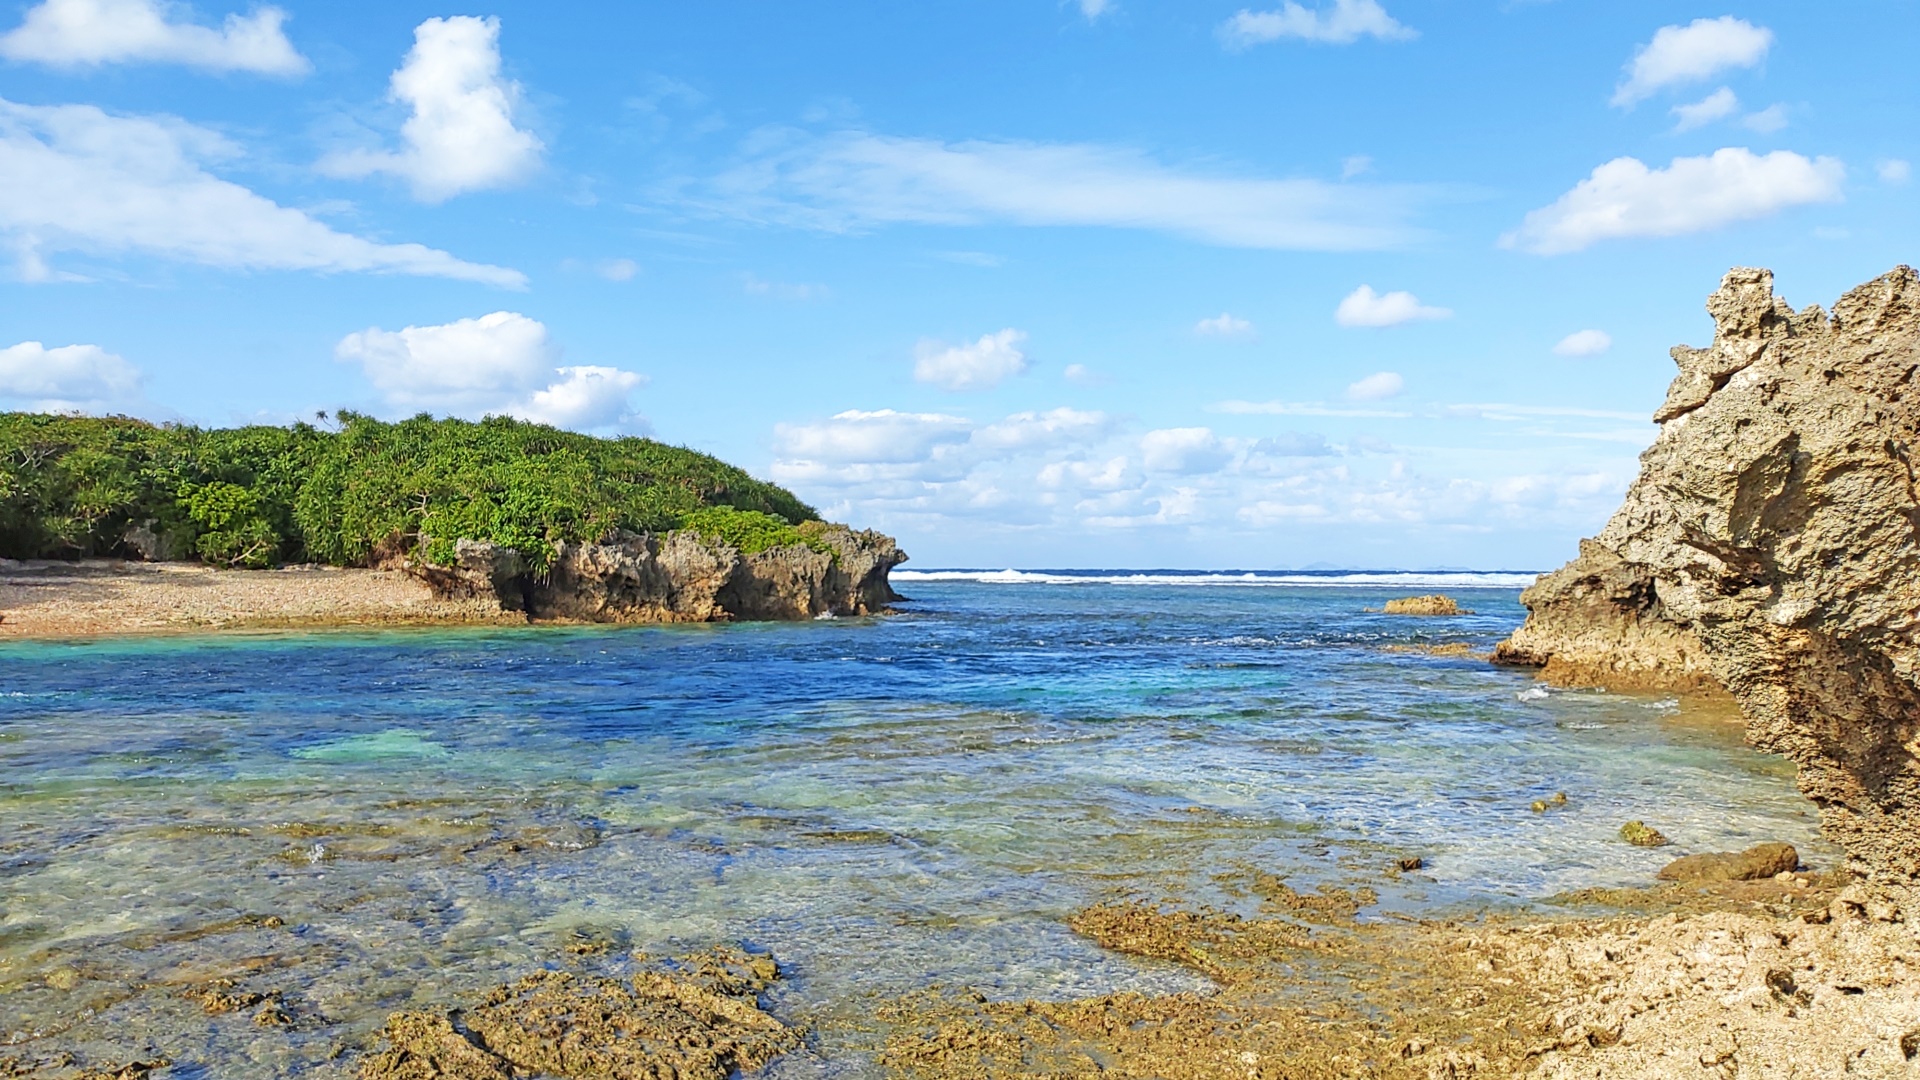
<box><xmin>320</xmin><ymin>16</ymin><xmax>541</xmax><ymax>203</ymax></box>
<box><xmin>914</xmin><ymin>328</ymin><xmax>1029</xmax><ymax>391</ymax></box>
<box><xmin>973</xmin><ymin>407</ymin><xmax>1112</xmax><ymax>451</ymax></box>
<box><xmin>1219</xmin><ymin>0</ymin><xmax>1414</xmax><ymax>48</ymax></box>
<box><xmin>512</xmin><ymin>366</ymin><xmax>645</xmax><ymax>430</ymax></box>
<box><xmin>1553</xmin><ymin>329</ymin><xmax>1613</xmax><ymax>357</ymax></box>
<box><xmin>1194</xmin><ymin>312</ymin><xmax>1254</xmax><ymax>338</ymax></box>
<box><xmin>743</xmin><ymin>273</ymin><xmax>827</xmax><ymax>300</ymax></box>
<box><xmin>773</xmin><ymin>409</ymin><xmax>972</xmax><ymax>466</ymax></box>
<box><xmin>1334</xmin><ymin>285</ymin><xmax>1450</xmax><ymax>327</ymax></box>
<box><xmin>1063</xmin><ymin>363</ymin><xmax>1108</xmax><ymax>386</ymax></box>
<box><xmin>597</xmin><ymin>258</ymin><xmax>638</xmax><ymax>281</ymax></box>
<box><xmin>335</xmin><ymin>312</ymin><xmax>645</xmax><ymax>430</ymax></box>
<box><xmin>1742</xmin><ymin>104</ymin><xmax>1788</xmax><ymax>133</ymax></box>
<box><xmin>708</xmin><ymin>130</ymin><xmax>1425</xmax><ymax>251</ymax></box>
<box><xmin>0</xmin><ymin>98</ymin><xmax>523</xmax><ymax>286</ymax></box>
<box><xmin>1341</xmin><ymin>154</ymin><xmax>1372</xmax><ymax>179</ymax></box>
<box><xmin>1141</xmin><ymin>427</ymin><xmax>1230</xmax><ymax>474</ymax></box>
<box><xmin>1077</xmin><ymin>0</ymin><xmax>1112</xmax><ymax>20</ymax></box>
<box><xmin>1671</xmin><ymin>87</ymin><xmax>1739</xmax><ymax>132</ymax></box>
<box><xmin>1215</xmin><ymin>398</ymin><xmax>1411</xmax><ymax>418</ymax></box>
<box><xmin>1881</xmin><ymin>160</ymin><xmax>1913</xmax><ymax>185</ymax></box>
<box><xmin>1503</xmin><ymin>148</ymin><xmax>1844</xmax><ymax>255</ymax></box>
<box><xmin>1613</xmin><ymin>17</ymin><xmax>1773</xmax><ymax>107</ymax></box>
<box><xmin>0</xmin><ymin>0</ymin><xmax>306</xmax><ymax>74</ymax></box>
<box><xmin>1347</xmin><ymin>371</ymin><xmax>1404</xmax><ymax>400</ymax></box>
<box><xmin>0</xmin><ymin>340</ymin><xmax>145</xmax><ymax>412</ymax></box>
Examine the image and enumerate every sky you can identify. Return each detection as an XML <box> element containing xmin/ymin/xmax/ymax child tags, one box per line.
<box><xmin>1</xmin><ymin>1</ymin><xmax>1915</xmax><ymax>570</ymax></box>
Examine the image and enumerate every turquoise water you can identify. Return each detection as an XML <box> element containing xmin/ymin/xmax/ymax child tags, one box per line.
<box><xmin>0</xmin><ymin>575</ymin><xmax>1830</xmax><ymax>1076</ymax></box>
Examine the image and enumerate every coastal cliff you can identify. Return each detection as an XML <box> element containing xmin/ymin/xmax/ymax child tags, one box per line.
<box><xmin>1497</xmin><ymin>266</ymin><xmax>1920</xmax><ymax>877</ymax></box>
<box><xmin>413</xmin><ymin>524</ymin><xmax>906</xmax><ymax>623</ymax></box>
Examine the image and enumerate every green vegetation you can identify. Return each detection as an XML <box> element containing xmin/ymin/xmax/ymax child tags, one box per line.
<box><xmin>0</xmin><ymin>412</ymin><xmax>819</xmax><ymax>571</ymax></box>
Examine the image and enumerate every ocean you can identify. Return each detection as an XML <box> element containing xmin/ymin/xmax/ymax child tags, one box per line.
<box><xmin>0</xmin><ymin>573</ymin><xmax>1830</xmax><ymax>1076</ymax></box>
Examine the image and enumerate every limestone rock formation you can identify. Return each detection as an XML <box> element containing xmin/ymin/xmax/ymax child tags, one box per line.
<box><xmin>1497</xmin><ymin>266</ymin><xmax>1920</xmax><ymax>878</ymax></box>
<box><xmin>410</xmin><ymin>524</ymin><xmax>906</xmax><ymax>624</ymax></box>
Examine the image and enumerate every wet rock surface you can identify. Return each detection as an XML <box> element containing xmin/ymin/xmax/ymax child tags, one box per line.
<box><xmin>411</xmin><ymin>525</ymin><xmax>906</xmax><ymax>624</ymax></box>
<box><xmin>1657</xmin><ymin>842</ymin><xmax>1800</xmax><ymax>883</ymax></box>
<box><xmin>1378</xmin><ymin>595</ymin><xmax>1470</xmax><ymax>616</ymax></box>
<box><xmin>358</xmin><ymin>947</ymin><xmax>800</xmax><ymax>1080</ymax></box>
<box><xmin>1496</xmin><ymin>266</ymin><xmax>1920</xmax><ymax>879</ymax></box>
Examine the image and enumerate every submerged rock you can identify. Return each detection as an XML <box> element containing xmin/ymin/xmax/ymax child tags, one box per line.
<box><xmin>409</xmin><ymin>524</ymin><xmax>906</xmax><ymax>624</ymax></box>
<box><xmin>1496</xmin><ymin>266</ymin><xmax>1920</xmax><ymax>879</ymax></box>
<box><xmin>1657</xmin><ymin>842</ymin><xmax>1800</xmax><ymax>883</ymax></box>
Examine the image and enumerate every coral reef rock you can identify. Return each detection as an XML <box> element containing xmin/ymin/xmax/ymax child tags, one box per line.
<box><xmin>1657</xmin><ymin>842</ymin><xmax>1800</xmax><ymax>884</ymax></box>
<box><xmin>1497</xmin><ymin>266</ymin><xmax>1920</xmax><ymax>879</ymax></box>
<box><xmin>411</xmin><ymin>525</ymin><xmax>906</xmax><ymax>624</ymax></box>
<box><xmin>1378</xmin><ymin>594</ymin><xmax>1469</xmax><ymax>616</ymax></box>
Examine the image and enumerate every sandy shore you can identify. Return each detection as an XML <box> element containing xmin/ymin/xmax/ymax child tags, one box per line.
<box><xmin>0</xmin><ymin>559</ymin><xmax>516</xmax><ymax>639</ymax></box>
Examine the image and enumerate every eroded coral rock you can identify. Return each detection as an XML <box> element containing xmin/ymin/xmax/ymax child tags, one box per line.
<box><xmin>1379</xmin><ymin>595</ymin><xmax>1469</xmax><ymax>616</ymax></box>
<box><xmin>1497</xmin><ymin>266</ymin><xmax>1920</xmax><ymax>879</ymax></box>
<box><xmin>408</xmin><ymin>524</ymin><xmax>906</xmax><ymax>624</ymax></box>
<box><xmin>1657</xmin><ymin>842</ymin><xmax>1799</xmax><ymax>883</ymax></box>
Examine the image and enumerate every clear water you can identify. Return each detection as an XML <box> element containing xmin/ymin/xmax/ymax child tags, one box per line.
<box><xmin>0</xmin><ymin>577</ymin><xmax>1831</xmax><ymax>1077</ymax></box>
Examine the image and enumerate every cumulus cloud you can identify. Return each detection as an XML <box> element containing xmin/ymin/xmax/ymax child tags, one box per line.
<box><xmin>1141</xmin><ymin>427</ymin><xmax>1230</xmax><ymax>474</ymax></box>
<box><xmin>0</xmin><ymin>0</ymin><xmax>306</xmax><ymax>74</ymax></box>
<box><xmin>1195</xmin><ymin>312</ymin><xmax>1254</xmax><ymax>338</ymax></box>
<box><xmin>321</xmin><ymin>16</ymin><xmax>541</xmax><ymax>203</ymax></box>
<box><xmin>1219</xmin><ymin>0</ymin><xmax>1414</xmax><ymax>48</ymax></box>
<box><xmin>973</xmin><ymin>407</ymin><xmax>1112</xmax><ymax>451</ymax></box>
<box><xmin>1334</xmin><ymin>285</ymin><xmax>1450</xmax><ymax>327</ymax></box>
<box><xmin>1671</xmin><ymin>88</ymin><xmax>1739</xmax><ymax>132</ymax></box>
<box><xmin>1503</xmin><ymin>148</ymin><xmax>1844</xmax><ymax>255</ymax></box>
<box><xmin>773</xmin><ymin>409</ymin><xmax>973</xmax><ymax>466</ymax></box>
<box><xmin>707</xmin><ymin>130</ymin><xmax>1426</xmax><ymax>251</ymax></box>
<box><xmin>335</xmin><ymin>312</ymin><xmax>645</xmax><ymax>430</ymax></box>
<box><xmin>1346</xmin><ymin>371</ymin><xmax>1404</xmax><ymax>400</ymax></box>
<box><xmin>0</xmin><ymin>340</ymin><xmax>146</xmax><ymax>412</ymax></box>
<box><xmin>1882</xmin><ymin>160</ymin><xmax>1913</xmax><ymax>185</ymax></box>
<box><xmin>914</xmin><ymin>328</ymin><xmax>1029</xmax><ymax>391</ymax></box>
<box><xmin>1553</xmin><ymin>329</ymin><xmax>1613</xmax><ymax>357</ymax></box>
<box><xmin>0</xmin><ymin>98</ymin><xmax>523</xmax><ymax>286</ymax></box>
<box><xmin>1613</xmin><ymin>16</ymin><xmax>1773</xmax><ymax>107</ymax></box>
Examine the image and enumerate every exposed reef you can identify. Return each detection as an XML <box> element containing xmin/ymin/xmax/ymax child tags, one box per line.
<box><xmin>1497</xmin><ymin>266</ymin><xmax>1920</xmax><ymax>879</ymax></box>
<box><xmin>411</xmin><ymin>525</ymin><xmax>906</xmax><ymax>623</ymax></box>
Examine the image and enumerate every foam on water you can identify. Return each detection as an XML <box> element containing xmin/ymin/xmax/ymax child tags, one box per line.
<box><xmin>893</xmin><ymin>568</ymin><xmax>1542</xmax><ymax>588</ymax></box>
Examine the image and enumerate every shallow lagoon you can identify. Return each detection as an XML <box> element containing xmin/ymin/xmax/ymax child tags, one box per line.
<box><xmin>0</xmin><ymin>575</ymin><xmax>1832</xmax><ymax>1076</ymax></box>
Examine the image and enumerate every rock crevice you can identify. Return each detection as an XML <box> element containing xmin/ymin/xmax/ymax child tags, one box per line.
<box><xmin>1498</xmin><ymin>266</ymin><xmax>1920</xmax><ymax>878</ymax></box>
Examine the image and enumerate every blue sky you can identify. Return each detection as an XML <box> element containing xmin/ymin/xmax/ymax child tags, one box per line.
<box><xmin>1</xmin><ymin>1</ymin><xmax>1914</xmax><ymax>569</ymax></box>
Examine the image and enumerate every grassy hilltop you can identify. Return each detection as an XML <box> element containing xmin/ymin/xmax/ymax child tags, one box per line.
<box><xmin>0</xmin><ymin>412</ymin><xmax>824</xmax><ymax>571</ymax></box>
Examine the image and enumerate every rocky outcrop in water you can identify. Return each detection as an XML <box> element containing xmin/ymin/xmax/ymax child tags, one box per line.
<box><xmin>1497</xmin><ymin>266</ymin><xmax>1920</xmax><ymax>879</ymax></box>
<box><xmin>411</xmin><ymin>525</ymin><xmax>906</xmax><ymax>623</ymax></box>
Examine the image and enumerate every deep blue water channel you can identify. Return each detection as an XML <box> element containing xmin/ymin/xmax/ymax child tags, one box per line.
<box><xmin>0</xmin><ymin>574</ymin><xmax>1830</xmax><ymax>1076</ymax></box>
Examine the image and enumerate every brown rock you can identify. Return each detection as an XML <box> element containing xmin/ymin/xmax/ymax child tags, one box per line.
<box><xmin>1619</xmin><ymin>821</ymin><xmax>1669</xmax><ymax>847</ymax></box>
<box><xmin>1380</xmin><ymin>594</ymin><xmax>1469</xmax><ymax>616</ymax></box>
<box><xmin>1495</xmin><ymin>266</ymin><xmax>1920</xmax><ymax>879</ymax></box>
<box><xmin>1657</xmin><ymin>842</ymin><xmax>1799</xmax><ymax>883</ymax></box>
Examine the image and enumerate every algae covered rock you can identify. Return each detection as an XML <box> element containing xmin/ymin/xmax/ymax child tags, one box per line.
<box><xmin>1618</xmin><ymin>821</ymin><xmax>1669</xmax><ymax>847</ymax></box>
<box><xmin>1656</xmin><ymin>842</ymin><xmax>1799</xmax><ymax>883</ymax></box>
<box><xmin>1496</xmin><ymin>266</ymin><xmax>1920</xmax><ymax>879</ymax></box>
<box><xmin>1379</xmin><ymin>595</ymin><xmax>1469</xmax><ymax>616</ymax></box>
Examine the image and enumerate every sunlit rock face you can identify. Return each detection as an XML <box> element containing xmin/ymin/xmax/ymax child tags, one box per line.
<box><xmin>1501</xmin><ymin>266</ymin><xmax>1920</xmax><ymax>878</ymax></box>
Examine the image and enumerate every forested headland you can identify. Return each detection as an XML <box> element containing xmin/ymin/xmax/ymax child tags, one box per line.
<box><xmin>0</xmin><ymin>411</ymin><xmax>825</xmax><ymax>571</ymax></box>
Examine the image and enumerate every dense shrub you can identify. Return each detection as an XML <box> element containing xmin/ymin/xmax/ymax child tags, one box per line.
<box><xmin>0</xmin><ymin>411</ymin><xmax>819</xmax><ymax>572</ymax></box>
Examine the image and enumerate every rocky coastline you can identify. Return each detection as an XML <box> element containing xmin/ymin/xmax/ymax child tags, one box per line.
<box><xmin>1497</xmin><ymin>265</ymin><xmax>1920</xmax><ymax>882</ymax></box>
<box><xmin>0</xmin><ymin>526</ymin><xmax>908</xmax><ymax>637</ymax></box>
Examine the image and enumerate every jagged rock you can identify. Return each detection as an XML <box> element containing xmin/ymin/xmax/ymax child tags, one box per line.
<box><xmin>1657</xmin><ymin>842</ymin><xmax>1799</xmax><ymax>883</ymax></box>
<box><xmin>1379</xmin><ymin>595</ymin><xmax>1469</xmax><ymax>616</ymax></box>
<box><xmin>407</xmin><ymin>524</ymin><xmax>906</xmax><ymax>624</ymax></box>
<box><xmin>1619</xmin><ymin>820</ymin><xmax>1669</xmax><ymax>848</ymax></box>
<box><xmin>1498</xmin><ymin>266</ymin><xmax>1920</xmax><ymax>879</ymax></box>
